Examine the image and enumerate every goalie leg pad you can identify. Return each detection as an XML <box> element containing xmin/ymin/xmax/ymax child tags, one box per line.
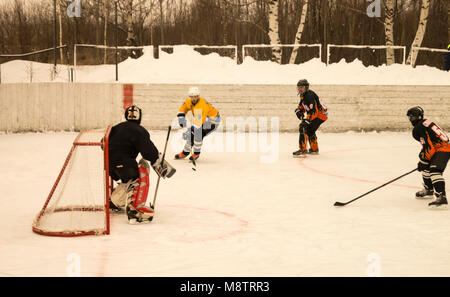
<box><xmin>110</xmin><ymin>182</ymin><xmax>129</xmax><ymax>209</ymax></box>
<box><xmin>134</xmin><ymin>163</ymin><xmax>150</xmax><ymax>208</ymax></box>
<box><xmin>126</xmin><ymin>164</ymin><xmax>154</xmax><ymax>224</ymax></box>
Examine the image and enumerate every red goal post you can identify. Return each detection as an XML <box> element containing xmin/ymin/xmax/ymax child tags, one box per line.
<box><xmin>32</xmin><ymin>126</ymin><xmax>113</xmax><ymax>237</ymax></box>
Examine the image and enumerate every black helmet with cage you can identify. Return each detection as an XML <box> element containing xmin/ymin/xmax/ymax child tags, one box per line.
<box><xmin>124</xmin><ymin>105</ymin><xmax>142</xmax><ymax>125</ymax></box>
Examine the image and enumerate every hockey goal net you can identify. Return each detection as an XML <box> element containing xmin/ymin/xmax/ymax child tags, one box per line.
<box><xmin>32</xmin><ymin>127</ymin><xmax>112</xmax><ymax>236</ymax></box>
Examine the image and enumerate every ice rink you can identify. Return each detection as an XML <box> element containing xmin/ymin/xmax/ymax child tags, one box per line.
<box><xmin>1</xmin><ymin>130</ymin><xmax>449</xmax><ymax>277</ymax></box>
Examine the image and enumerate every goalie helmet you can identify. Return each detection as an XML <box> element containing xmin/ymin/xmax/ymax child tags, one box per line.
<box><xmin>406</xmin><ymin>106</ymin><xmax>424</xmax><ymax>126</ymax></box>
<box><xmin>125</xmin><ymin>105</ymin><xmax>142</xmax><ymax>125</ymax></box>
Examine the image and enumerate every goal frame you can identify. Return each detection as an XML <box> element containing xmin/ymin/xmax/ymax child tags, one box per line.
<box><xmin>73</xmin><ymin>44</ymin><xmax>149</xmax><ymax>82</ymax></box>
<box><xmin>158</xmin><ymin>45</ymin><xmax>238</xmax><ymax>64</ymax></box>
<box><xmin>32</xmin><ymin>126</ymin><xmax>113</xmax><ymax>237</ymax></box>
<box><xmin>326</xmin><ymin>44</ymin><xmax>406</xmax><ymax>65</ymax></box>
<box><xmin>242</xmin><ymin>44</ymin><xmax>322</xmax><ymax>63</ymax></box>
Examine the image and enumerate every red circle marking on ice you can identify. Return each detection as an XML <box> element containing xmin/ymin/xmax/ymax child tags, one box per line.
<box><xmin>163</xmin><ymin>204</ymin><xmax>249</xmax><ymax>243</ymax></box>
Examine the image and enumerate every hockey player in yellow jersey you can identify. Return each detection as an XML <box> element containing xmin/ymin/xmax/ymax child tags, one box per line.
<box><xmin>175</xmin><ymin>86</ymin><xmax>220</xmax><ymax>161</ymax></box>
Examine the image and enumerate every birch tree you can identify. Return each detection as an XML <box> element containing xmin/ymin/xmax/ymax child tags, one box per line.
<box><xmin>384</xmin><ymin>0</ymin><xmax>395</xmax><ymax>65</ymax></box>
<box><xmin>288</xmin><ymin>0</ymin><xmax>309</xmax><ymax>64</ymax></box>
<box><xmin>267</xmin><ymin>0</ymin><xmax>281</xmax><ymax>63</ymax></box>
<box><xmin>406</xmin><ymin>0</ymin><xmax>430</xmax><ymax>66</ymax></box>
<box><xmin>57</xmin><ymin>0</ymin><xmax>64</xmax><ymax>64</ymax></box>
<box><xmin>103</xmin><ymin>0</ymin><xmax>109</xmax><ymax>63</ymax></box>
<box><xmin>125</xmin><ymin>0</ymin><xmax>134</xmax><ymax>45</ymax></box>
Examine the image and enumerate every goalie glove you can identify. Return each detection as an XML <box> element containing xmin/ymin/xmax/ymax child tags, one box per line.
<box><xmin>151</xmin><ymin>156</ymin><xmax>176</xmax><ymax>179</ymax></box>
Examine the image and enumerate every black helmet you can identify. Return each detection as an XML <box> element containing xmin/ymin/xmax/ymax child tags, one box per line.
<box><xmin>124</xmin><ymin>105</ymin><xmax>142</xmax><ymax>124</ymax></box>
<box><xmin>297</xmin><ymin>79</ymin><xmax>309</xmax><ymax>88</ymax></box>
<box><xmin>406</xmin><ymin>106</ymin><xmax>424</xmax><ymax>126</ymax></box>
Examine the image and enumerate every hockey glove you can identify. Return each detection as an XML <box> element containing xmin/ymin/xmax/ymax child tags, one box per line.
<box><xmin>177</xmin><ymin>113</ymin><xmax>187</xmax><ymax>128</ymax></box>
<box><xmin>295</xmin><ymin>108</ymin><xmax>304</xmax><ymax>120</ymax></box>
<box><xmin>417</xmin><ymin>160</ymin><xmax>430</xmax><ymax>172</ymax></box>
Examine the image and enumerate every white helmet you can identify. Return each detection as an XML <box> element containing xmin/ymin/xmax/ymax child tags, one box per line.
<box><xmin>188</xmin><ymin>86</ymin><xmax>200</xmax><ymax>97</ymax></box>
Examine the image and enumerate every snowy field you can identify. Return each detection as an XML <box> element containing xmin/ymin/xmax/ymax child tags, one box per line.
<box><xmin>1</xmin><ymin>130</ymin><xmax>449</xmax><ymax>277</ymax></box>
<box><xmin>1</xmin><ymin>45</ymin><xmax>449</xmax><ymax>85</ymax></box>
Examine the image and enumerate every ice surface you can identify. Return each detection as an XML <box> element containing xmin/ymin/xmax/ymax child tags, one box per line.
<box><xmin>1</xmin><ymin>131</ymin><xmax>449</xmax><ymax>276</ymax></box>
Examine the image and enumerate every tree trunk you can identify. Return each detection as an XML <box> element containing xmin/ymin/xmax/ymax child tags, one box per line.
<box><xmin>159</xmin><ymin>0</ymin><xmax>164</xmax><ymax>44</ymax></box>
<box><xmin>406</xmin><ymin>0</ymin><xmax>430</xmax><ymax>66</ymax></box>
<box><xmin>126</xmin><ymin>0</ymin><xmax>134</xmax><ymax>45</ymax></box>
<box><xmin>447</xmin><ymin>0</ymin><xmax>450</xmax><ymax>42</ymax></box>
<box><xmin>221</xmin><ymin>0</ymin><xmax>229</xmax><ymax>45</ymax></box>
<box><xmin>57</xmin><ymin>0</ymin><xmax>64</xmax><ymax>64</ymax></box>
<box><xmin>384</xmin><ymin>0</ymin><xmax>395</xmax><ymax>65</ymax></box>
<box><xmin>267</xmin><ymin>0</ymin><xmax>281</xmax><ymax>63</ymax></box>
<box><xmin>104</xmin><ymin>0</ymin><xmax>109</xmax><ymax>64</ymax></box>
<box><xmin>288</xmin><ymin>0</ymin><xmax>309</xmax><ymax>64</ymax></box>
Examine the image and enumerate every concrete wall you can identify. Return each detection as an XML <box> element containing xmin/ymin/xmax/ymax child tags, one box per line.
<box><xmin>134</xmin><ymin>84</ymin><xmax>450</xmax><ymax>132</ymax></box>
<box><xmin>1</xmin><ymin>83</ymin><xmax>449</xmax><ymax>132</ymax></box>
<box><xmin>0</xmin><ymin>83</ymin><xmax>123</xmax><ymax>132</ymax></box>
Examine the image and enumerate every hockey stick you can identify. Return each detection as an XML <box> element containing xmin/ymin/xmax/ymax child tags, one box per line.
<box><xmin>190</xmin><ymin>152</ymin><xmax>197</xmax><ymax>171</ymax></box>
<box><xmin>333</xmin><ymin>168</ymin><xmax>418</xmax><ymax>207</ymax></box>
<box><xmin>152</xmin><ymin>126</ymin><xmax>172</xmax><ymax>209</ymax></box>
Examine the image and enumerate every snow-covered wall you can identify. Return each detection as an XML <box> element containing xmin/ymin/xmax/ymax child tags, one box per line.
<box><xmin>0</xmin><ymin>83</ymin><xmax>449</xmax><ymax>132</ymax></box>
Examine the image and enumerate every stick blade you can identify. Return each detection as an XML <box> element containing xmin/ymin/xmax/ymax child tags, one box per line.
<box><xmin>333</xmin><ymin>201</ymin><xmax>347</xmax><ymax>207</ymax></box>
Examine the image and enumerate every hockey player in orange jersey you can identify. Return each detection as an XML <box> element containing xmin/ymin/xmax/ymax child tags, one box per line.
<box><xmin>175</xmin><ymin>87</ymin><xmax>221</xmax><ymax>161</ymax></box>
<box><xmin>407</xmin><ymin>106</ymin><xmax>450</xmax><ymax>209</ymax></box>
<box><xmin>293</xmin><ymin>79</ymin><xmax>328</xmax><ymax>157</ymax></box>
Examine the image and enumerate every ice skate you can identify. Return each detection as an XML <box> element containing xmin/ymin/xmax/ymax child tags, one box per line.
<box><xmin>293</xmin><ymin>150</ymin><xmax>308</xmax><ymax>158</ymax></box>
<box><xmin>308</xmin><ymin>149</ymin><xmax>319</xmax><ymax>155</ymax></box>
<box><xmin>175</xmin><ymin>151</ymin><xmax>189</xmax><ymax>160</ymax></box>
<box><xmin>415</xmin><ymin>185</ymin><xmax>434</xmax><ymax>199</ymax></box>
<box><xmin>189</xmin><ymin>152</ymin><xmax>200</xmax><ymax>161</ymax></box>
<box><xmin>428</xmin><ymin>193</ymin><xmax>448</xmax><ymax>210</ymax></box>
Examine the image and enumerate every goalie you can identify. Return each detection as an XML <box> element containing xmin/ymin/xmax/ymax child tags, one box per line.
<box><xmin>108</xmin><ymin>105</ymin><xmax>176</xmax><ymax>224</ymax></box>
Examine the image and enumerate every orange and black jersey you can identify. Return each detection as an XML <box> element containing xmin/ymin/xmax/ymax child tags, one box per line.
<box><xmin>413</xmin><ymin>119</ymin><xmax>450</xmax><ymax>161</ymax></box>
<box><xmin>298</xmin><ymin>90</ymin><xmax>328</xmax><ymax>122</ymax></box>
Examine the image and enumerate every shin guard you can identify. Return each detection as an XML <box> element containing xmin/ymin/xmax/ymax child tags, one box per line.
<box><xmin>126</xmin><ymin>162</ymin><xmax>153</xmax><ymax>224</ymax></box>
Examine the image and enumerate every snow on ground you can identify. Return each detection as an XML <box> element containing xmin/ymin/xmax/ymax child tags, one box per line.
<box><xmin>1</xmin><ymin>45</ymin><xmax>449</xmax><ymax>85</ymax></box>
<box><xmin>1</xmin><ymin>130</ymin><xmax>449</xmax><ymax>276</ymax></box>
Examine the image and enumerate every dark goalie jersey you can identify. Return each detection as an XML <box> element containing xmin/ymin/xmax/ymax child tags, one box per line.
<box><xmin>413</xmin><ymin>119</ymin><xmax>450</xmax><ymax>161</ymax></box>
<box><xmin>109</xmin><ymin>121</ymin><xmax>160</xmax><ymax>166</ymax></box>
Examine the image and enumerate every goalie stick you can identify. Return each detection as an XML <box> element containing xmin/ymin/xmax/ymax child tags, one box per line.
<box><xmin>333</xmin><ymin>168</ymin><xmax>418</xmax><ymax>207</ymax></box>
<box><xmin>151</xmin><ymin>126</ymin><xmax>171</xmax><ymax>210</ymax></box>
